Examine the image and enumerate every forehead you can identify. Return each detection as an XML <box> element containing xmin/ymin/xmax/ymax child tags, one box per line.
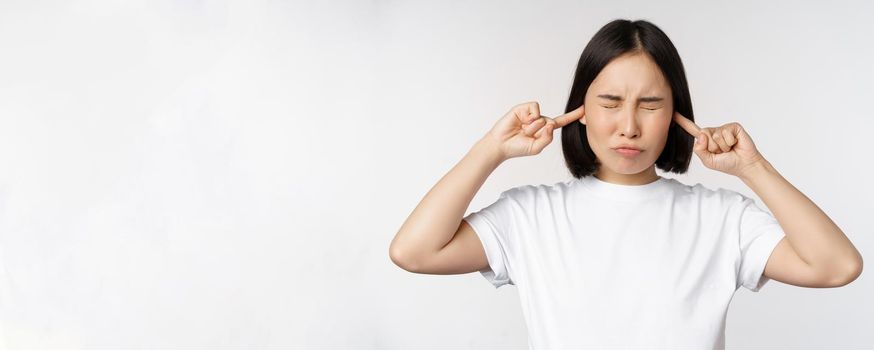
<box><xmin>589</xmin><ymin>52</ymin><xmax>670</xmax><ymax>93</ymax></box>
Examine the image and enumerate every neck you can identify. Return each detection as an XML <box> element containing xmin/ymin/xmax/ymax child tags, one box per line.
<box><xmin>594</xmin><ymin>166</ymin><xmax>660</xmax><ymax>186</ymax></box>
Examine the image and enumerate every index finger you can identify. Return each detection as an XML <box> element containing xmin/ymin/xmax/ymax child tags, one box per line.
<box><xmin>672</xmin><ymin>111</ymin><xmax>701</xmax><ymax>136</ymax></box>
<box><xmin>551</xmin><ymin>104</ymin><xmax>585</xmax><ymax>128</ymax></box>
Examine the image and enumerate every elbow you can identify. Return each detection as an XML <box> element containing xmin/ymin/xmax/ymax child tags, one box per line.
<box><xmin>827</xmin><ymin>257</ymin><xmax>863</xmax><ymax>287</ymax></box>
<box><xmin>389</xmin><ymin>245</ymin><xmax>421</xmax><ymax>273</ymax></box>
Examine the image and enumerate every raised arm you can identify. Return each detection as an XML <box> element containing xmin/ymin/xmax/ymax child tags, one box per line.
<box><xmin>389</xmin><ymin>135</ymin><xmax>504</xmax><ymax>273</ymax></box>
<box><xmin>673</xmin><ymin>112</ymin><xmax>863</xmax><ymax>288</ymax></box>
<box><xmin>389</xmin><ymin>102</ymin><xmax>583</xmax><ymax>274</ymax></box>
<box><xmin>738</xmin><ymin>159</ymin><xmax>863</xmax><ymax>287</ymax></box>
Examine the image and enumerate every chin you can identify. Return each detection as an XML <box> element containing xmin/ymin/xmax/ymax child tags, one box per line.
<box><xmin>601</xmin><ymin>158</ymin><xmax>657</xmax><ymax>175</ymax></box>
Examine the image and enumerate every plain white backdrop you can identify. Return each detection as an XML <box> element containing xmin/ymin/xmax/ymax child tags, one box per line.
<box><xmin>0</xmin><ymin>0</ymin><xmax>871</xmax><ymax>349</ymax></box>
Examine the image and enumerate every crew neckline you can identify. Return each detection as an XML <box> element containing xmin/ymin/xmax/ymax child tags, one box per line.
<box><xmin>576</xmin><ymin>175</ymin><xmax>674</xmax><ymax>202</ymax></box>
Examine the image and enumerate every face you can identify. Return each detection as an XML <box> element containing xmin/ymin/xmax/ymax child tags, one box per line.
<box><xmin>579</xmin><ymin>52</ymin><xmax>674</xmax><ymax>185</ymax></box>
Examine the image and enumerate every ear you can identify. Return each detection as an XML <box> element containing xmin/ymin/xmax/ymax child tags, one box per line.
<box><xmin>578</xmin><ymin>110</ymin><xmax>587</xmax><ymax>125</ymax></box>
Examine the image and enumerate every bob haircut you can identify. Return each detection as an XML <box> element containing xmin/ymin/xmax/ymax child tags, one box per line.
<box><xmin>561</xmin><ymin>19</ymin><xmax>695</xmax><ymax>178</ymax></box>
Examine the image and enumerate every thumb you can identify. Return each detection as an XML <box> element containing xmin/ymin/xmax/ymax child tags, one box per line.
<box><xmin>693</xmin><ymin>133</ymin><xmax>713</xmax><ymax>164</ymax></box>
<box><xmin>530</xmin><ymin>124</ymin><xmax>555</xmax><ymax>154</ymax></box>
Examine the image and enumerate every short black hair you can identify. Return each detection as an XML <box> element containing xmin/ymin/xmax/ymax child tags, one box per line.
<box><xmin>561</xmin><ymin>19</ymin><xmax>695</xmax><ymax>178</ymax></box>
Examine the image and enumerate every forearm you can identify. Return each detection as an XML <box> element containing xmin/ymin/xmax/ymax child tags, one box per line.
<box><xmin>739</xmin><ymin>158</ymin><xmax>863</xmax><ymax>274</ymax></box>
<box><xmin>390</xmin><ymin>135</ymin><xmax>505</xmax><ymax>265</ymax></box>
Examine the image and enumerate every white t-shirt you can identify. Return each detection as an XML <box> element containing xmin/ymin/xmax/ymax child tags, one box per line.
<box><xmin>463</xmin><ymin>175</ymin><xmax>786</xmax><ymax>350</ymax></box>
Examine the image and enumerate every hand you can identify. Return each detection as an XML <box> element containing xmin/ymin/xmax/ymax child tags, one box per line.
<box><xmin>486</xmin><ymin>101</ymin><xmax>585</xmax><ymax>160</ymax></box>
<box><xmin>672</xmin><ymin>111</ymin><xmax>766</xmax><ymax>177</ymax></box>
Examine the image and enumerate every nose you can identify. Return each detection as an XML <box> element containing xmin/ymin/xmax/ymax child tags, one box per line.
<box><xmin>619</xmin><ymin>109</ymin><xmax>641</xmax><ymax>138</ymax></box>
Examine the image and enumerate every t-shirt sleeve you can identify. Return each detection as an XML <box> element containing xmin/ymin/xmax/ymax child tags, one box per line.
<box><xmin>735</xmin><ymin>195</ymin><xmax>787</xmax><ymax>292</ymax></box>
<box><xmin>462</xmin><ymin>188</ymin><xmax>522</xmax><ymax>289</ymax></box>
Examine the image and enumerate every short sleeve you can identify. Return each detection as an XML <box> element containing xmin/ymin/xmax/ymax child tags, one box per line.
<box><xmin>463</xmin><ymin>188</ymin><xmax>521</xmax><ymax>289</ymax></box>
<box><xmin>735</xmin><ymin>196</ymin><xmax>786</xmax><ymax>292</ymax></box>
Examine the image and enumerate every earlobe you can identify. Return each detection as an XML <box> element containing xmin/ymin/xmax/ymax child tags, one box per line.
<box><xmin>579</xmin><ymin>113</ymin><xmax>587</xmax><ymax>125</ymax></box>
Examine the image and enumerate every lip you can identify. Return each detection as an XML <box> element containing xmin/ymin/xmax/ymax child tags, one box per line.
<box><xmin>613</xmin><ymin>146</ymin><xmax>642</xmax><ymax>157</ymax></box>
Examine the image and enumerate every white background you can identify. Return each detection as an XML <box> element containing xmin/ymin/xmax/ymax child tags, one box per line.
<box><xmin>0</xmin><ymin>0</ymin><xmax>872</xmax><ymax>349</ymax></box>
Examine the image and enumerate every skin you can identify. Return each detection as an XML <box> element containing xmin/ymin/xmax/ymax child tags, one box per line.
<box><xmin>577</xmin><ymin>51</ymin><xmax>673</xmax><ymax>186</ymax></box>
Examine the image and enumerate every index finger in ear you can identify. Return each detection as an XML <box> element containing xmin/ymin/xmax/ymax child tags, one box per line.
<box><xmin>552</xmin><ymin>105</ymin><xmax>585</xmax><ymax>128</ymax></box>
<box><xmin>672</xmin><ymin>111</ymin><xmax>701</xmax><ymax>136</ymax></box>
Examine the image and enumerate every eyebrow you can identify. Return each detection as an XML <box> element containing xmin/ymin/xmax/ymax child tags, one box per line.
<box><xmin>597</xmin><ymin>94</ymin><xmax>664</xmax><ymax>103</ymax></box>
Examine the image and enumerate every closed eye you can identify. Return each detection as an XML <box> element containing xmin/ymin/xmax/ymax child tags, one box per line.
<box><xmin>603</xmin><ymin>105</ymin><xmax>660</xmax><ymax>110</ymax></box>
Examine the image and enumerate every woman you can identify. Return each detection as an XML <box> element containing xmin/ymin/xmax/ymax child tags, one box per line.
<box><xmin>389</xmin><ymin>19</ymin><xmax>863</xmax><ymax>349</ymax></box>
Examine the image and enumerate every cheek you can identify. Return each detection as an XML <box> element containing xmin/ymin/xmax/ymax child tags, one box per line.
<box><xmin>647</xmin><ymin>113</ymin><xmax>673</xmax><ymax>133</ymax></box>
<box><xmin>649</xmin><ymin>117</ymin><xmax>673</xmax><ymax>148</ymax></box>
<box><xmin>585</xmin><ymin>122</ymin><xmax>612</xmax><ymax>143</ymax></box>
